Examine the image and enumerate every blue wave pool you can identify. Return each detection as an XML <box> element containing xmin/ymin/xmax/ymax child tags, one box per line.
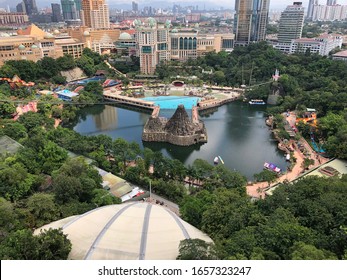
<box><xmin>142</xmin><ymin>96</ymin><xmax>200</xmax><ymax>109</ymax></box>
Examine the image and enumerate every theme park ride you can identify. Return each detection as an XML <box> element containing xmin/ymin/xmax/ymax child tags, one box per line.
<box><xmin>295</xmin><ymin>109</ymin><xmax>318</xmax><ymax>128</ymax></box>
<box><xmin>0</xmin><ymin>75</ymin><xmax>35</xmax><ymax>89</ymax></box>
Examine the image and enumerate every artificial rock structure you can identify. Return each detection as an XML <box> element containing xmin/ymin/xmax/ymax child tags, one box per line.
<box><xmin>142</xmin><ymin>105</ymin><xmax>207</xmax><ymax>146</ymax></box>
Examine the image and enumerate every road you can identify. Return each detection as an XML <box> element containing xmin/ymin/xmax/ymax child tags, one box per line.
<box><xmin>127</xmin><ymin>182</ymin><xmax>180</xmax><ymax>215</ymax></box>
<box><xmin>147</xmin><ymin>193</ymin><xmax>180</xmax><ymax>216</ymax></box>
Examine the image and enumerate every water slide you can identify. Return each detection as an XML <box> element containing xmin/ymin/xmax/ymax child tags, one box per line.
<box><xmin>0</xmin><ymin>75</ymin><xmax>35</xmax><ymax>87</ymax></box>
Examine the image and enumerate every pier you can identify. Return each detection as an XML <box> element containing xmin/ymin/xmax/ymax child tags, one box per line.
<box><xmin>103</xmin><ymin>91</ymin><xmax>155</xmax><ymax>110</ymax></box>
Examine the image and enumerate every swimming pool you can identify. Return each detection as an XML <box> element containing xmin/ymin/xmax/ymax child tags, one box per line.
<box><xmin>142</xmin><ymin>96</ymin><xmax>200</xmax><ymax>109</ymax></box>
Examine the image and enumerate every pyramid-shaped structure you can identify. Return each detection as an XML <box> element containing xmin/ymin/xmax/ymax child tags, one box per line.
<box><xmin>165</xmin><ymin>104</ymin><xmax>195</xmax><ymax>136</ymax></box>
<box><xmin>17</xmin><ymin>24</ymin><xmax>46</xmax><ymax>38</ymax></box>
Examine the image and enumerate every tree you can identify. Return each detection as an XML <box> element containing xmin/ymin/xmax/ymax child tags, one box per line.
<box><xmin>302</xmin><ymin>157</ymin><xmax>314</xmax><ymax>171</ymax></box>
<box><xmin>5</xmin><ymin>60</ymin><xmax>38</xmax><ymax>81</ymax></box>
<box><xmin>56</xmin><ymin>54</ymin><xmax>76</xmax><ymax>71</ymax></box>
<box><xmin>82</xmin><ymin>48</ymin><xmax>102</xmax><ymax>65</ymax></box>
<box><xmin>27</xmin><ymin>193</ymin><xmax>60</xmax><ymax>227</ymax></box>
<box><xmin>0</xmin><ymin>102</ymin><xmax>16</xmax><ymax>119</ymax></box>
<box><xmin>18</xmin><ymin>112</ymin><xmax>54</xmax><ymax>131</ymax></box>
<box><xmin>92</xmin><ymin>189</ymin><xmax>121</xmax><ymax>207</ymax></box>
<box><xmin>213</xmin><ymin>165</ymin><xmax>247</xmax><ymax>191</ymax></box>
<box><xmin>319</xmin><ymin>112</ymin><xmax>345</xmax><ymax>138</ymax></box>
<box><xmin>37</xmin><ymin>57</ymin><xmax>59</xmax><ymax>79</ymax></box>
<box><xmin>36</xmin><ymin>228</ymin><xmax>72</xmax><ymax>260</ymax></box>
<box><xmin>0</xmin><ymin>197</ymin><xmax>20</xmax><ymax>239</ymax></box>
<box><xmin>52</xmin><ymin>157</ymin><xmax>102</xmax><ymax>204</ymax></box>
<box><xmin>213</xmin><ymin>70</ymin><xmax>226</xmax><ymax>85</ymax></box>
<box><xmin>290</xmin><ymin>242</ymin><xmax>337</xmax><ymax>260</ymax></box>
<box><xmin>201</xmin><ymin>188</ymin><xmax>257</xmax><ymax>239</ymax></box>
<box><xmin>0</xmin><ymin>229</ymin><xmax>40</xmax><ymax>259</ymax></box>
<box><xmin>254</xmin><ymin>169</ymin><xmax>278</xmax><ymax>187</ymax></box>
<box><xmin>0</xmin><ymin>162</ymin><xmax>37</xmax><ymax>202</ymax></box>
<box><xmin>83</xmin><ymin>81</ymin><xmax>103</xmax><ymax>101</ymax></box>
<box><xmin>177</xmin><ymin>238</ymin><xmax>218</xmax><ymax>260</ymax></box>
<box><xmin>112</xmin><ymin>138</ymin><xmax>141</xmax><ymax>173</ymax></box>
<box><xmin>0</xmin><ymin>63</ymin><xmax>17</xmax><ymax>78</ymax></box>
<box><xmin>52</xmin><ymin>174</ymin><xmax>81</xmax><ymax>204</ymax></box>
<box><xmin>0</xmin><ymin>228</ymin><xmax>71</xmax><ymax>260</ymax></box>
<box><xmin>76</xmin><ymin>55</ymin><xmax>95</xmax><ymax>76</ymax></box>
<box><xmin>51</xmin><ymin>74</ymin><xmax>66</xmax><ymax>85</ymax></box>
<box><xmin>51</xmin><ymin>105</ymin><xmax>63</xmax><ymax>118</ymax></box>
<box><xmin>179</xmin><ymin>190</ymin><xmax>214</xmax><ymax>228</ymax></box>
<box><xmin>39</xmin><ymin>141</ymin><xmax>68</xmax><ymax>174</ymax></box>
<box><xmin>258</xmin><ymin>208</ymin><xmax>315</xmax><ymax>259</ymax></box>
<box><xmin>0</xmin><ymin>121</ymin><xmax>27</xmax><ymax>140</ymax></box>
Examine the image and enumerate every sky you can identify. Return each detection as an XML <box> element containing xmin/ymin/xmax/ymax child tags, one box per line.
<box><xmin>1</xmin><ymin>0</ymin><xmax>347</xmax><ymax>11</ymax></box>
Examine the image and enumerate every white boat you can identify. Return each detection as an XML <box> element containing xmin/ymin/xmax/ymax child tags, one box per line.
<box><xmin>286</xmin><ymin>154</ymin><xmax>290</xmax><ymax>161</ymax></box>
<box><xmin>214</xmin><ymin>156</ymin><xmax>219</xmax><ymax>164</ymax></box>
<box><xmin>249</xmin><ymin>99</ymin><xmax>266</xmax><ymax>105</ymax></box>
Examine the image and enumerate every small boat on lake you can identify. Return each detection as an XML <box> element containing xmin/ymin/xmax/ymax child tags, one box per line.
<box><xmin>214</xmin><ymin>156</ymin><xmax>219</xmax><ymax>165</ymax></box>
<box><xmin>264</xmin><ymin>162</ymin><xmax>281</xmax><ymax>173</ymax></box>
<box><xmin>249</xmin><ymin>99</ymin><xmax>266</xmax><ymax>105</ymax></box>
<box><xmin>214</xmin><ymin>156</ymin><xmax>224</xmax><ymax>165</ymax></box>
<box><xmin>286</xmin><ymin>154</ymin><xmax>290</xmax><ymax>161</ymax></box>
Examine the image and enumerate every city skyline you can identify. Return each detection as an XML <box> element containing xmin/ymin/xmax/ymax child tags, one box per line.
<box><xmin>0</xmin><ymin>0</ymin><xmax>325</xmax><ymax>11</ymax></box>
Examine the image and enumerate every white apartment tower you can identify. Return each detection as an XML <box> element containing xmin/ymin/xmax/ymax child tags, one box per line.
<box><xmin>326</xmin><ymin>0</ymin><xmax>337</xmax><ymax>5</ymax></box>
<box><xmin>307</xmin><ymin>0</ymin><xmax>318</xmax><ymax>20</ymax></box>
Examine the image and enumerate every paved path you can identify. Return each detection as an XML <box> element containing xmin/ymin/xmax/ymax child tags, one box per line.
<box><xmin>146</xmin><ymin>193</ymin><xmax>180</xmax><ymax>216</ymax></box>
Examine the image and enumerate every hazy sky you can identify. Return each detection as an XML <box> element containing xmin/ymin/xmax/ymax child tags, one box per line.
<box><xmin>1</xmin><ymin>0</ymin><xmax>347</xmax><ymax>10</ymax></box>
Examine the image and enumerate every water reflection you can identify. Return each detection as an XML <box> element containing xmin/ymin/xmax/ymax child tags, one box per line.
<box><xmin>73</xmin><ymin>102</ymin><xmax>289</xmax><ymax>179</ymax></box>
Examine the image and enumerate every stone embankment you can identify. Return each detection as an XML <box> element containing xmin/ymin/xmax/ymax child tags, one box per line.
<box><xmin>197</xmin><ymin>96</ymin><xmax>238</xmax><ymax>111</ymax></box>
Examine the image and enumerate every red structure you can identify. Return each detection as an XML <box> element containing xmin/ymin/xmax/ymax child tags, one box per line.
<box><xmin>0</xmin><ymin>75</ymin><xmax>35</xmax><ymax>88</ymax></box>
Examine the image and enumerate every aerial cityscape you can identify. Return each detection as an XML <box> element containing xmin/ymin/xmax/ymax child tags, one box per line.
<box><xmin>0</xmin><ymin>0</ymin><xmax>347</xmax><ymax>263</ymax></box>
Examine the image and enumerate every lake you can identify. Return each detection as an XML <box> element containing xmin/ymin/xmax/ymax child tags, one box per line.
<box><xmin>73</xmin><ymin>101</ymin><xmax>288</xmax><ymax>179</ymax></box>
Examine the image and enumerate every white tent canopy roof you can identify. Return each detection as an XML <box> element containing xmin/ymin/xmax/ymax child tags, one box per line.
<box><xmin>35</xmin><ymin>202</ymin><xmax>213</xmax><ymax>260</ymax></box>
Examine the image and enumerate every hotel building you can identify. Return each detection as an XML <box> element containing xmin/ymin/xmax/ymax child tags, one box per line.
<box><xmin>0</xmin><ymin>24</ymin><xmax>84</xmax><ymax>66</ymax></box>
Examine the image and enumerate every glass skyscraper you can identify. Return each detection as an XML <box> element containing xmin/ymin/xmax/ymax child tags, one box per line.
<box><xmin>234</xmin><ymin>0</ymin><xmax>270</xmax><ymax>45</ymax></box>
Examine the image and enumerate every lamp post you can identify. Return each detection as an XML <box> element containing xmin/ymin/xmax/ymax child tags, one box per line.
<box><xmin>149</xmin><ymin>179</ymin><xmax>152</xmax><ymax>202</ymax></box>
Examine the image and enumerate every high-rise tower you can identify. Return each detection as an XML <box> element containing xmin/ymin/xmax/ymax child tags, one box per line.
<box><xmin>234</xmin><ymin>0</ymin><xmax>270</xmax><ymax>45</ymax></box>
<box><xmin>81</xmin><ymin>0</ymin><xmax>110</xmax><ymax>29</ymax></box>
<box><xmin>307</xmin><ymin>0</ymin><xmax>318</xmax><ymax>20</ymax></box>
<box><xmin>326</xmin><ymin>0</ymin><xmax>337</xmax><ymax>5</ymax></box>
<box><xmin>52</xmin><ymin>3</ymin><xmax>63</xmax><ymax>22</ymax></box>
<box><xmin>22</xmin><ymin>0</ymin><xmax>38</xmax><ymax>15</ymax></box>
<box><xmin>61</xmin><ymin>0</ymin><xmax>80</xmax><ymax>20</ymax></box>
<box><xmin>278</xmin><ymin>2</ymin><xmax>305</xmax><ymax>44</ymax></box>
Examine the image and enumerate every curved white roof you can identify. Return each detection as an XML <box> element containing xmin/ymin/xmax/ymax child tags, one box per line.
<box><xmin>35</xmin><ymin>202</ymin><xmax>213</xmax><ymax>260</ymax></box>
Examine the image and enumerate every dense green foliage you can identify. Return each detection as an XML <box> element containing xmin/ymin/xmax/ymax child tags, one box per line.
<box><xmin>0</xmin><ymin>228</ymin><xmax>71</xmax><ymax>260</ymax></box>
<box><xmin>179</xmin><ymin>176</ymin><xmax>347</xmax><ymax>260</ymax></box>
<box><xmin>177</xmin><ymin>238</ymin><xmax>218</xmax><ymax>260</ymax></box>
